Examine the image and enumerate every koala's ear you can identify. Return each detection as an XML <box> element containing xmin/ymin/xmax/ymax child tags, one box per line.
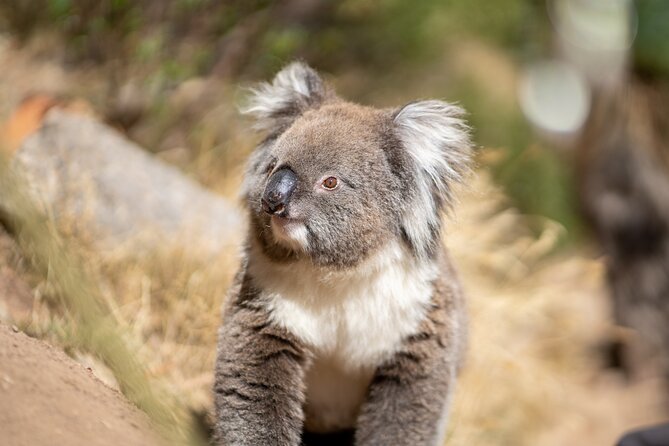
<box><xmin>393</xmin><ymin>100</ymin><xmax>472</xmax><ymax>256</ymax></box>
<box><xmin>242</xmin><ymin>62</ymin><xmax>329</xmax><ymax>133</ymax></box>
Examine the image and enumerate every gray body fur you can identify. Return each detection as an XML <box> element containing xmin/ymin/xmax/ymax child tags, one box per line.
<box><xmin>214</xmin><ymin>62</ymin><xmax>472</xmax><ymax>446</ymax></box>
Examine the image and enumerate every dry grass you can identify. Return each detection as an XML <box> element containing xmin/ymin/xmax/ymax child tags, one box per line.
<box><xmin>446</xmin><ymin>174</ymin><xmax>666</xmax><ymax>445</ymax></box>
<box><xmin>447</xmin><ymin>174</ymin><xmax>602</xmax><ymax>444</ymax></box>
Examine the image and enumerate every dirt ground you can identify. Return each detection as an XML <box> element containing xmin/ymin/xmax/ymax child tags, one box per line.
<box><xmin>0</xmin><ymin>323</ymin><xmax>160</xmax><ymax>446</ymax></box>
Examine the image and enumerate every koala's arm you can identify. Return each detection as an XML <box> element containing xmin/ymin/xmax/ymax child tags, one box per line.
<box><xmin>213</xmin><ymin>271</ymin><xmax>309</xmax><ymax>446</ymax></box>
<box><xmin>355</xmin><ymin>265</ymin><xmax>466</xmax><ymax>446</ymax></box>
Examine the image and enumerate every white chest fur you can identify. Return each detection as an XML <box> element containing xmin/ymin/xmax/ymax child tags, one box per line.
<box><xmin>248</xmin><ymin>241</ymin><xmax>437</xmax><ymax>431</ymax></box>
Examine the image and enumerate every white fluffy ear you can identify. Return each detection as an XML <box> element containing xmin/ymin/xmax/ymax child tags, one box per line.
<box><xmin>393</xmin><ymin>100</ymin><xmax>472</xmax><ymax>257</ymax></box>
<box><xmin>242</xmin><ymin>62</ymin><xmax>328</xmax><ymax>133</ymax></box>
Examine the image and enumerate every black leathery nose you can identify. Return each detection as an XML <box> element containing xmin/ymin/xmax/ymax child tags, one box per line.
<box><xmin>262</xmin><ymin>168</ymin><xmax>298</xmax><ymax>215</ymax></box>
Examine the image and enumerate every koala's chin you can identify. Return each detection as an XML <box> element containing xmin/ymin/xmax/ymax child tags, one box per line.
<box><xmin>268</xmin><ymin>215</ymin><xmax>309</xmax><ymax>252</ymax></box>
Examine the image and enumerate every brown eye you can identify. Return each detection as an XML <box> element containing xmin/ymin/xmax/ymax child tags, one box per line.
<box><xmin>322</xmin><ymin>176</ymin><xmax>338</xmax><ymax>190</ymax></box>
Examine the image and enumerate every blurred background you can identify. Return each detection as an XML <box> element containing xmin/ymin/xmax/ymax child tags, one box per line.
<box><xmin>0</xmin><ymin>1</ymin><xmax>668</xmax><ymax>445</ymax></box>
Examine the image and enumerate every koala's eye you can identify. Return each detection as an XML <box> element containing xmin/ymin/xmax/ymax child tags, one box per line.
<box><xmin>322</xmin><ymin>176</ymin><xmax>338</xmax><ymax>190</ymax></box>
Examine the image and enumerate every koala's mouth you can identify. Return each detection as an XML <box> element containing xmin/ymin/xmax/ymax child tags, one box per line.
<box><xmin>269</xmin><ymin>215</ymin><xmax>309</xmax><ymax>250</ymax></box>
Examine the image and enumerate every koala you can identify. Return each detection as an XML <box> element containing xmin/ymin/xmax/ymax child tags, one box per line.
<box><xmin>214</xmin><ymin>62</ymin><xmax>472</xmax><ymax>446</ymax></box>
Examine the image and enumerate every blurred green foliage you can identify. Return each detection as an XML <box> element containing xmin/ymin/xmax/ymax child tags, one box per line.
<box><xmin>455</xmin><ymin>80</ymin><xmax>581</xmax><ymax>240</ymax></box>
<box><xmin>0</xmin><ymin>0</ymin><xmax>544</xmax><ymax>75</ymax></box>
<box><xmin>635</xmin><ymin>0</ymin><xmax>669</xmax><ymax>77</ymax></box>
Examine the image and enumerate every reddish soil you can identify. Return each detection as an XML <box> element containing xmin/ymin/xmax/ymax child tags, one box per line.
<box><xmin>0</xmin><ymin>324</ymin><xmax>161</xmax><ymax>446</ymax></box>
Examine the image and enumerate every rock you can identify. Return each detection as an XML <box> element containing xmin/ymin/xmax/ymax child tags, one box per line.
<box><xmin>11</xmin><ymin>109</ymin><xmax>243</xmax><ymax>258</ymax></box>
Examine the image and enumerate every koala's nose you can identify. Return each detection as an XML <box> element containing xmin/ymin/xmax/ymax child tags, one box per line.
<box><xmin>262</xmin><ymin>168</ymin><xmax>298</xmax><ymax>216</ymax></box>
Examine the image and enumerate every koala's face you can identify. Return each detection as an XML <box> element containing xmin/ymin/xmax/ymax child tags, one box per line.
<box><xmin>242</xmin><ymin>63</ymin><xmax>471</xmax><ymax>268</ymax></box>
<box><xmin>245</xmin><ymin>103</ymin><xmax>404</xmax><ymax>267</ymax></box>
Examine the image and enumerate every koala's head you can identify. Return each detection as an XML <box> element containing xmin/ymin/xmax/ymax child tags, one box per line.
<box><xmin>242</xmin><ymin>62</ymin><xmax>471</xmax><ymax>268</ymax></box>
